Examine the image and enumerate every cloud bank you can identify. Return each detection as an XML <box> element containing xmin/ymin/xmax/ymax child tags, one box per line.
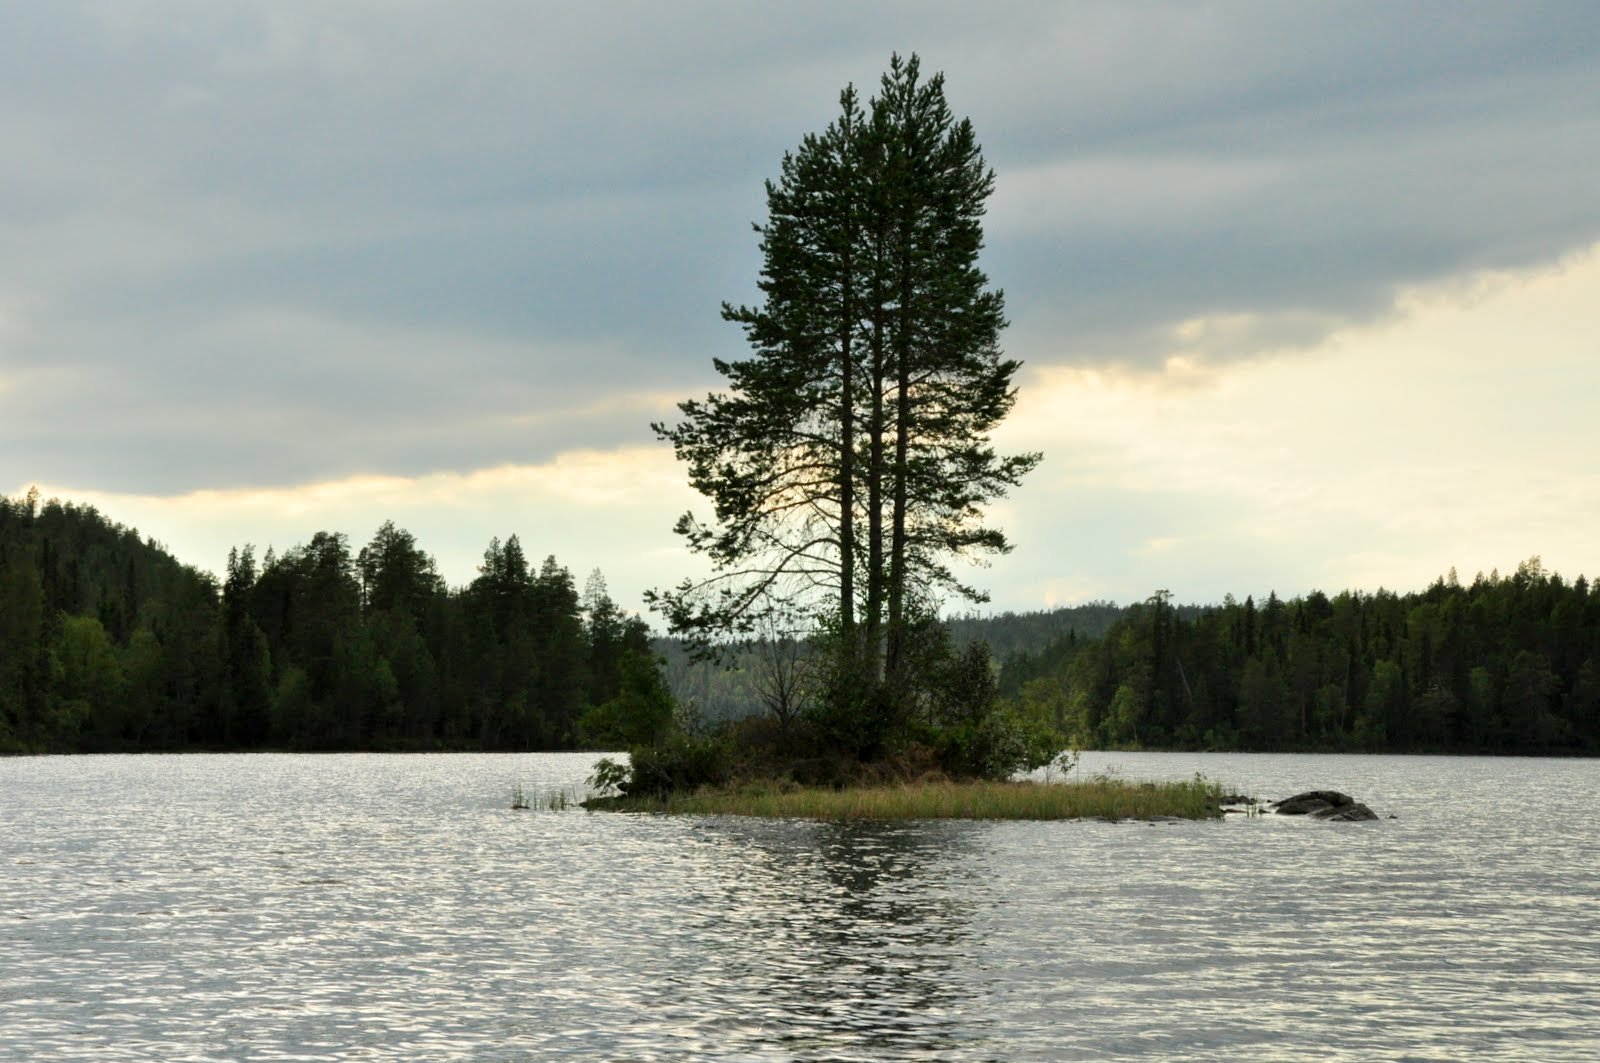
<box><xmin>5</xmin><ymin>2</ymin><xmax>1599</xmax><ymax>610</ymax></box>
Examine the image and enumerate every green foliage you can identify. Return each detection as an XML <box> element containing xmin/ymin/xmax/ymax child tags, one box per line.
<box><xmin>802</xmin><ymin>611</ymin><xmax>895</xmax><ymax>760</ymax></box>
<box><xmin>617</xmin><ymin>731</ymin><xmax>734</xmax><ymax>799</ymax></box>
<box><xmin>55</xmin><ymin>615</ymin><xmax>122</xmax><ymax>746</ymax></box>
<box><xmin>994</xmin><ymin>558</ymin><xmax>1600</xmax><ymax>755</ymax></box>
<box><xmin>270</xmin><ymin>665</ymin><xmax>316</xmax><ymax>746</ymax></box>
<box><xmin>920</xmin><ymin>640</ymin><xmax>1067</xmax><ymax>779</ymax></box>
<box><xmin>586</xmin><ymin>757</ymin><xmax>631</xmax><ymax>798</ymax></box>
<box><xmin>578</xmin><ymin>650</ymin><xmax>676</xmax><ymax>749</ymax></box>
<box><xmin>0</xmin><ymin>558</ymin><xmax>48</xmax><ymax>747</ymax></box>
<box><xmin>0</xmin><ymin>490</ymin><xmax>652</xmax><ymax>754</ymax></box>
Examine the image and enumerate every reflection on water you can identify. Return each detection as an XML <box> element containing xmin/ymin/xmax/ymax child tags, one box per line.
<box><xmin>2</xmin><ymin>752</ymin><xmax>1599</xmax><ymax>1061</ymax></box>
<box><xmin>693</xmin><ymin>819</ymin><xmax>992</xmax><ymax>1059</ymax></box>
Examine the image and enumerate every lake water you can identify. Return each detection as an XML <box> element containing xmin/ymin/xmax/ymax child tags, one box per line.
<box><xmin>2</xmin><ymin>751</ymin><xmax>1597</xmax><ymax>1061</ymax></box>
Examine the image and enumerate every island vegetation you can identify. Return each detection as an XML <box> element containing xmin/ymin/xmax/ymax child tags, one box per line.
<box><xmin>584</xmin><ymin>773</ymin><xmax>1227</xmax><ymax>823</ymax></box>
<box><xmin>613</xmin><ymin>53</ymin><xmax>1065</xmax><ymax>814</ymax></box>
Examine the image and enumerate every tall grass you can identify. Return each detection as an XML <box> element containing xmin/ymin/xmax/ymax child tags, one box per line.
<box><xmin>589</xmin><ymin>775</ymin><xmax>1225</xmax><ymax>821</ymax></box>
<box><xmin>510</xmin><ymin>784</ymin><xmax>581</xmax><ymax>811</ymax></box>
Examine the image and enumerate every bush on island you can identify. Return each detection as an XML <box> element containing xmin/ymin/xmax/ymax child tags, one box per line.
<box><xmin>585</xmin><ymin>622</ymin><xmax>1075</xmax><ymax>810</ymax></box>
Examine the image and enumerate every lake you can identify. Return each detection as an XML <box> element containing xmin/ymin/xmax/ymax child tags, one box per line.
<box><xmin>3</xmin><ymin>751</ymin><xmax>1597</xmax><ymax>1061</ymax></box>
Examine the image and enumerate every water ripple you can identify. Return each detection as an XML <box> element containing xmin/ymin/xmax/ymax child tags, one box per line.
<box><xmin>2</xmin><ymin>751</ymin><xmax>1598</xmax><ymax>1060</ymax></box>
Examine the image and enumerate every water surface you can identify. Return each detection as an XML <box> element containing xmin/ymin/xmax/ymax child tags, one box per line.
<box><xmin>3</xmin><ymin>751</ymin><xmax>1597</xmax><ymax>1060</ymax></box>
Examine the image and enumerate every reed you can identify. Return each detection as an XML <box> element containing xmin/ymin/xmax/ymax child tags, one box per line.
<box><xmin>587</xmin><ymin>774</ymin><xmax>1225</xmax><ymax>821</ymax></box>
<box><xmin>511</xmin><ymin>784</ymin><xmax>580</xmax><ymax>811</ymax></box>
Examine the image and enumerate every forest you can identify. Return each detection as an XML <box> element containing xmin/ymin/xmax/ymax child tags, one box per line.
<box><xmin>0</xmin><ymin>490</ymin><xmax>656</xmax><ymax>754</ymax></box>
<box><xmin>2</xmin><ymin>488</ymin><xmax>1596</xmax><ymax>757</ymax></box>
<box><xmin>996</xmin><ymin>565</ymin><xmax>1600</xmax><ymax>755</ymax></box>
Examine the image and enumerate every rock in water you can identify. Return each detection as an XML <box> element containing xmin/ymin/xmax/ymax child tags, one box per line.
<box><xmin>1273</xmin><ymin>790</ymin><xmax>1351</xmax><ymax>815</ymax></box>
<box><xmin>1271</xmin><ymin>790</ymin><xmax>1379</xmax><ymax>821</ymax></box>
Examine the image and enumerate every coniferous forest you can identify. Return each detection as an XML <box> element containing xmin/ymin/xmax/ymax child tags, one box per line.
<box><xmin>996</xmin><ymin>568</ymin><xmax>1600</xmax><ymax>755</ymax></box>
<box><xmin>0</xmin><ymin>490</ymin><xmax>654</xmax><ymax>754</ymax></box>
<box><xmin>2</xmin><ymin>488</ymin><xmax>1596</xmax><ymax>757</ymax></box>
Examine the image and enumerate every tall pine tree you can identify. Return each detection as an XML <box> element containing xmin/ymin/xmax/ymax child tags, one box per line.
<box><xmin>651</xmin><ymin>54</ymin><xmax>1039</xmax><ymax>711</ymax></box>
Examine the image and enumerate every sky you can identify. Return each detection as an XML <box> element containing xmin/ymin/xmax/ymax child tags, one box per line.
<box><xmin>5</xmin><ymin>2</ymin><xmax>1600</xmax><ymax>618</ymax></box>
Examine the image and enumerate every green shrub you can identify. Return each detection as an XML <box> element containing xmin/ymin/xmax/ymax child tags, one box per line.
<box><xmin>802</xmin><ymin>615</ymin><xmax>894</xmax><ymax>760</ymax></box>
<box><xmin>924</xmin><ymin>640</ymin><xmax>1067</xmax><ymax>780</ymax></box>
<box><xmin>618</xmin><ymin>730</ymin><xmax>734</xmax><ymax>798</ymax></box>
<box><xmin>586</xmin><ymin>757</ymin><xmax>631</xmax><ymax>798</ymax></box>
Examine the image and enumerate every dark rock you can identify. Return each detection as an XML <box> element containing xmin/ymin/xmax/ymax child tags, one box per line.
<box><xmin>1272</xmin><ymin>790</ymin><xmax>1355</xmax><ymax>816</ymax></box>
<box><xmin>1313</xmin><ymin>802</ymin><xmax>1379</xmax><ymax>822</ymax></box>
<box><xmin>1270</xmin><ymin>790</ymin><xmax>1381</xmax><ymax>821</ymax></box>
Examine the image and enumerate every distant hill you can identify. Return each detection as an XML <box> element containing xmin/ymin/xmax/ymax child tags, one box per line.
<box><xmin>657</xmin><ymin>601</ymin><xmax>1153</xmax><ymax>722</ymax></box>
<box><xmin>659</xmin><ymin>570</ymin><xmax>1600</xmax><ymax>759</ymax></box>
<box><xmin>1</xmin><ymin>490</ymin><xmax>222</xmax><ymax>752</ymax></box>
<box><xmin>944</xmin><ymin>603</ymin><xmax>1133</xmax><ymax>659</ymax></box>
<box><xmin>0</xmin><ymin>489</ymin><xmax>217</xmax><ymax>643</ymax></box>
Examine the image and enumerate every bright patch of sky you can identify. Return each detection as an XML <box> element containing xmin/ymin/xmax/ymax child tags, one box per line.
<box><xmin>5</xmin><ymin>2</ymin><xmax>1599</xmax><ymax>616</ymax></box>
<box><xmin>993</xmin><ymin>247</ymin><xmax>1600</xmax><ymax>607</ymax></box>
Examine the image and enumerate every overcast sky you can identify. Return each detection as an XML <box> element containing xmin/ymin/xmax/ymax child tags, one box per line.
<box><xmin>6</xmin><ymin>2</ymin><xmax>1600</xmax><ymax>617</ymax></box>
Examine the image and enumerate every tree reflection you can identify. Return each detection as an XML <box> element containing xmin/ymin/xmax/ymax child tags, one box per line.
<box><xmin>690</xmin><ymin>817</ymin><xmax>1000</xmax><ymax>1059</ymax></box>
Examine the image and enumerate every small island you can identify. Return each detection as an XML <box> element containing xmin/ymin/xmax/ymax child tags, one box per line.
<box><xmin>582</xmin><ymin>774</ymin><xmax>1227</xmax><ymax>822</ymax></box>
<box><xmin>574</xmin><ymin>56</ymin><xmax>1083</xmax><ymax>820</ymax></box>
<box><xmin>573</xmin><ymin>58</ymin><xmax>1359</xmax><ymax>823</ymax></box>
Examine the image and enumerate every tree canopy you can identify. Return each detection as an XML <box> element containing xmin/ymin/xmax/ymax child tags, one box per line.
<box><xmin>0</xmin><ymin>491</ymin><xmax>655</xmax><ymax>753</ymax></box>
<box><xmin>996</xmin><ymin>563</ymin><xmax>1600</xmax><ymax>755</ymax></box>
<box><xmin>651</xmin><ymin>54</ymin><xmax>1039</xmax><ymax>716</ymax></box>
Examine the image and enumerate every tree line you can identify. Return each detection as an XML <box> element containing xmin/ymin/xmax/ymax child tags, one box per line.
<box><xmin>998</xmin><ymin>560</ymin><xmax>1600</xmax><ymax>755</ymax></box>
<box><xmin>0</xmin><ymin>489</ymin><xmax>656</xmax><ymax>754</ymax></box>
<box><xmin>5</xmin><ymin>489</ymin><xmax>1595</xmax><ymax>758</ymax></box>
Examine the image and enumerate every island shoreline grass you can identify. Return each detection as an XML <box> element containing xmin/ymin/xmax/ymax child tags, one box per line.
<box><xmin>583</xmin><ymin>775</ymin><xmax>1226</xmax><ymax>821</ymax></box>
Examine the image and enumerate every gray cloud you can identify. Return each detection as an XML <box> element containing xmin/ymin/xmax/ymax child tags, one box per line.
<box><xmin>5</xmin><ymin>2</ymin><xmax>1600</xmax><ymax>495</ymax></box>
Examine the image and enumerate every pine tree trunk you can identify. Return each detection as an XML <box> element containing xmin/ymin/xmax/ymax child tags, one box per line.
<box><xmin>838</xmin><ymin>243</ymin><xmax>856</xmax><ymax>638</ymax></box>
<box><xmin>864</xmin><ymin>300</ymin><xmax>886</xmax><ymax>681</ymax></box>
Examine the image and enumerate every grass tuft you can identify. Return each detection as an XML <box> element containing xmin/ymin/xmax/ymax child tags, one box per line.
<box><xmin>584</xmin><ymin>774</ymin><xmax>1226</xmax><ymax>821</ymax></box>
<box><xmin>511</xmin><ymin>784</ymin><xmax>579</xmax><ymax>811</ymax></box>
